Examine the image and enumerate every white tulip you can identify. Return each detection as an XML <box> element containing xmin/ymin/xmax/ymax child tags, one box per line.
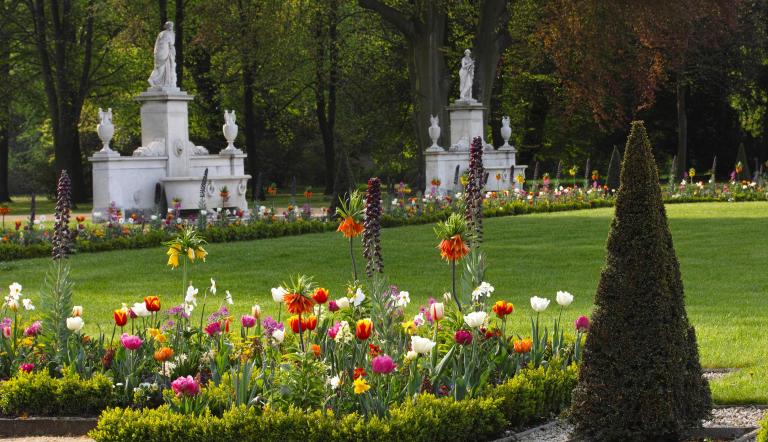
<box><xmin>405</xmin><ymin>350</ymin><xmax>418</xmax><ymax>361</ymax></box>
<box><xmin>251</xmin><ymin>304</ymin><xmax>261</xmax><ymax>317</ymax></box>
<box><xmin>464</xmin><ymin>311</ymin><xmax>488</xmax><ymax>328</ymax></box>
<box><xmin>272</xmin><ymin>329</ymin><xmax>285</xmax><ymax>343</ymax></box>
<box><xmin>132</xmin><ymin>302</ymin><xmax>151</xmax><ymax>318</ymax></box>
<box><xmin>411</xmin><ymin>335</ymin><xmax>436</xmax><ymax>354</ymax></box>
<box><xmin>530</xmin><ymin>296</ymin><xmax>551</xmax><ymax>312</ymax></box>
<box><xmin>271</xmin><ymin>287</ymin><xmax>287</xmax><ymax>303</ymax></box>
<box><xmin>66</xmin><ymin>316</ymin><xmax>84</xmax><ymax>332</ymax></box>
<box><xmin>71</xmin><ymin>305</ymin><xmax>83</xmax><ymax>317</ymax></box>
<box><xmin>335</xmin><ymin>297</ymin><xmax>350</xmax><ymax>309</ymax></box>
<box><xmin>430</xmin><ymin>302</ymin><xmax>445</xmax><ymax>321</ymax></box>
<box><xmin>556</xmin><ymin>291</ymin><xmax>573</xmax><ymax>307</ymax></box>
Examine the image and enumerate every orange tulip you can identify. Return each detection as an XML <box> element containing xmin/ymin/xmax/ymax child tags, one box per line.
<box><xmin>154</xmin><ymin>347</ymin><xmax>174</xmax><ymax>362</ymax></box>
<box><xmin>492</xmin><ymin>301</ymin><xmax>514</xmax><ymax>318</ymax></box>
<box><xmin>438</xmin><ymin>234</ymin><xmax>469</xmax><ymax>262</ymax></box>
<box><xmin>311</xmin><ymin>344</ymin><xmax>321</xmax><ymax>358</ymax></box>
<box><xmin>337</xmin><ymin>216</ymin><xmax>364</xmax><ymax>238</ymax></box>
<box><xmin>513</xmin><ymin>338</ymin><xmax>533</xmax><ymax>354</ymax></box>
<box><xmin>355</xmin><ymin>318</ymin><xmax>373</xmax><ymax>340</ymax></box>
<box><xmin>288</xmin><ymin>315</ymin><xmax>302</xmax><ymax>334</ymax></box>
<box><xmin>144</xmin><ymin>295</ymin><xmax>161</xmax><ymax>312</ymax></box>
<box><xmin>113</xmin><ymin>309</ymin><xmax>128</xmax><ymax>327</ymax></box>
<box><xmin>304</xmin><ymin>315</ymin><xmax>318</xmax><ymax>331</ymax></box>
<box><xmin>312</xmin><ymin>287</ymin><xmax>329</xmax><ymax>304</ymax></box>
<box><xmin>283</xmin><ymin>292</ymin><xmax>314</xmax><ymax>315</ymax></box>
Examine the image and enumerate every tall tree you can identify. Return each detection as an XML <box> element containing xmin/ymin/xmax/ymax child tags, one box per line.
<box><xmin>0</xmin><ymin>0</ymin><xmax>22</xmax><ymax>202</ymax></box>
<box><xmin>314</xmin><ymin>0</ymin><xmax>340</xmax><ymax>194</ymax></box>
<box><xmin>174</xmin><ymin>0</ymin><xmax>184</xmax><ymax>89</ymax></box>
<box><xmin>25</xmin><ymin>0</ymin><xmax>117</xmax><ymax>202</ymax></box>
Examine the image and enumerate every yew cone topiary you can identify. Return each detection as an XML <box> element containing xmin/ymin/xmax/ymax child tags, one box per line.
<box><xmin>570</xmin><ymin>121</ymin><xmax>710</xmax><ymax>441</ymax></box>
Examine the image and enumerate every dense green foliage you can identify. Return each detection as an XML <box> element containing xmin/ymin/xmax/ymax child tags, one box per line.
<box><xmin>758</xmin><ymin>414</ymin><xmax>768</xmax><ymax>442</ymax></box>
<box><xmin>88</xmin><ymin>367</ymin><xmax>576</xmax><ymax>441</ymax></box>
<box><xmin>570</xmin><ymin>122</ymin><xmax>711</xmax><ymax>440</ymax></box>
<box><xmin>0</xmin><ymin>371</ymin><xmax>115</xmax><ymax>416</ymax></box>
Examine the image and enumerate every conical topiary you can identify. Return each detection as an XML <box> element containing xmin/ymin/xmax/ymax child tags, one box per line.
<box><xmin>605</xmin><ymin>145</ymin><xmax>622</xmax><ymax>191</ymax></box>
<box><xmin>570</xmin><ymin>121</ymin><xmax>711</xmax><ymax>441</ymax></box>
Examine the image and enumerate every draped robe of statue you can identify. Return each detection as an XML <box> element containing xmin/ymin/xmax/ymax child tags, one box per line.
<box><xmin>459</xmin><ymin>51</ymin><xmax>474</xmax><ymax>101</ymax></box>
<box><xmin>148</xmin><ymin>23</ymin><xmax>177</xmax><ymax>89</ymax></box>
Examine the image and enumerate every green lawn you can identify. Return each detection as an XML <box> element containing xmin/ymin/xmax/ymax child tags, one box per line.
<box><xmin>0</xmin><ymin>202</ymin><xmax>765</xmax><ymax>404</ymax></box>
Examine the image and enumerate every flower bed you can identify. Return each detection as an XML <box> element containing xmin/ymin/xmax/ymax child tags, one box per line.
<box><xmin>89</xmin><ymin>366</ymin><xmax>577</xmax><ymax>442</ymax></box>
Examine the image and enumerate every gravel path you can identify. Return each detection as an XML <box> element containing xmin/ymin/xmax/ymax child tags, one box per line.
<box><xmin>508</xmin><ymin>407</ymin><xmax>767</xmax><ymax>441</ymax></box>
<box><xmin>0</xmin><ymin>438</ymin><xmax>93</xmax><ymax>442</ymax></box>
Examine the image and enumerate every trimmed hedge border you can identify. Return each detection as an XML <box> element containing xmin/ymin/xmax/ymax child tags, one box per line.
<box><xmin>0</xmin><ymin>196</ymin><xmax>763</xmax><ymax>262</ymax></box>
<box><xmin>88</xmin><ymin>366</ymin><xmax>577</xmax><ymax>442</ymax></box>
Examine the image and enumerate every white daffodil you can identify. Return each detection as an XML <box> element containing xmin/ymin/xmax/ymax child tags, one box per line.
<box><xmin>224</xmin><ymin>290</ymin><xmax>234</xmax><ymax>305</ymax></box>
<box><xmin>411</xmin><ymin>335</ymin><xmax>436</xmax><ymax>354</ymax></box>
<box><xmin>556</xmin><ymin>291</ymin><xmax>573</xmax><ymax>307</ymax></box>
<box><xmin>471</xmin><ymin>282</ymin><xmax>495</xmax><ymax>301</ymax></box>
<box><xmin>530</xmin><ymin>296</ymin><xmax>551</xmax><ymax>312</ymax></box>
<box><xmin>210</xmin><ymin>278</ymin><xmax>217</xmax><ymax>295</ymax></box>
<box><xmin>396</xmin><ymin>291</ymin><xmax>410</xmax><ymax>308</ymax></box>
<box><xmin>464</xmin><ymin>311</ymin><xmax>488</xmax><ymax>328</ymax></box>
<box><xmin>22</xmin><ymin>299</ymin><xmax>34</xmax><ymax>311</ymax></box>
<box><xmin>185</xmin><ymin>286</ymin><xmax>199</xmax><ymax>306</ymax></box>
<box><xmin>329</xmin><ymin>374</ymin><xmax>341</xmax><ymax>390</ymax></box>
<box><xmin>353</xmin><ymin>288</ymin><xmax>366</xmax><ymax>307</ymax></box>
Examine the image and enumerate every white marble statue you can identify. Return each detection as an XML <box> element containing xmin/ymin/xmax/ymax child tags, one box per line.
<box><xmin>148</xmin><ymin>21</ymin><xmax>176</xmax><ymax>89</ymax></box>
<box><xmin>428</xmin><ymin>115</ymin><xmax>441</xmax><ymax>150</ymax></box>
<box><xmin>459</xmin><ymin>49</ymin><xmax>474</xmax><ymax>101</ymax></box>
<box><xmin>96</xmin><ymin>108</ymin><xmax>115</xmax><ymax>153</ymax></box>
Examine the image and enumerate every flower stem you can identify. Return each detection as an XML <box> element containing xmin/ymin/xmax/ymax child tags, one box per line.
<box><xmin>349</xmin><ymin>237</ymin><xmax>358</xmax><ymax>281</ymax></box>
<box><xmin>451</xmin><ymin>260</ymin><xmax>462</xmax><ymax>313</ymax></box>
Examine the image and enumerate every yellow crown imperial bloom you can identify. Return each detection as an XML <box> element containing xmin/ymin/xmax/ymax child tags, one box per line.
<box><xmin>195</xmin><ymin>247</ymin><xmax>207</xmax><ymax>261</ymax></box>
<box><xmin>353</xmin><ymin>378</ymin><xmax>370</xmax><ymax>395</ymax></box>
<box><xmin>186</xmin><ymin>247</ymin><xmax>195</xmax><ymax>261</ymax></box>
<box><xmin>166</xmin><ymin>245</ymin><xmax>181</xmax><ymax>268</ymax></box>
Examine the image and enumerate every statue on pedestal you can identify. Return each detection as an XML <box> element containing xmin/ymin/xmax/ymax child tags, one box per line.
<box><xmin>148</xmin><ymin>21</ymin><xmax>177</xmax><ymax>89</ymax></box>
<box><xmin>458</xmin><ymin>49</ymin><xmax>474</xmax><ymax>102</ymax></box>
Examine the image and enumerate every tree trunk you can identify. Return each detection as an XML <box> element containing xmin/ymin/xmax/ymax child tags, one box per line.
<box><xmin>489</xmin><ymin>61</ymin><xmax>504</xmax><ymax>147</ymax></box>
<box><xmin>175</xmin><ymin>0</ymin><xmax>184</xmax><ymax>89</ymax></box>
<box><xmin>0</xmin><ymin>33</ymin><xmax>10</xmax><ymax>202</ymax></box>
<box><xmin>315</xmin><ymin>0</ymin><xmax>339</xmax><ymax>195</ymax></box>
<box><xmin>158</xmin><ymin>0</ymin><xmax>167</xmax><ymax>28</ymax></box>
<box><xmin>243</xmin><ymin>69</ymin><xmax>258</xmax><ymax>197</ymax></box>
<box><xmin>676</xmin><ymin>73</ymin><xmax>687</xmax><ymax>180</ymax></box>
<box><xmin>473</xmin><ymin>0</ymin><xmax>512</xmax><ymax>131</ymax></box>
<box><xmin>188</xmin><ymin>47</ymin><xmax>221</xmax><ymax>149</ymax></box>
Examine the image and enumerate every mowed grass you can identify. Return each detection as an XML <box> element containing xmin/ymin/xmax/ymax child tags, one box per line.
<box><xmin>1</xmin><ymin>202</ymin><xmax>766</xmax><ymax>404</ymax></box>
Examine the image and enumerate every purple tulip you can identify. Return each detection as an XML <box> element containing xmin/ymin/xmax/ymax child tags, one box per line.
<box><xmin>371</xmin><ymin>354</ymin><xmax>397</xmax><ymax>374</ymax></box>
<box><xmin>241</xmin><ymin>315</ymin><xmax>256</xmax><ymax>328</ymax></box>
<box><xmin>454</xmin><ymin>329</ymin><xmax>473</xmax><ymax>345</ymax></box>
<box><xmin>328</xmin><ymin>300</ymin><xmax>339</xmax><ymax>312</ymax></box>
<box><xmin>120</xmin><ymin>333</ymin><xmax>143</xmax><ymax>351</ymax></box>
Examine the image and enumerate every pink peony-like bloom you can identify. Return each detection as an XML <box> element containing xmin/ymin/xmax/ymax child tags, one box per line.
<box><xmin>19</xmin><ymin>363</ymin><xmax>34</xmax><ymax>373</ymax></box>
<box><xmin>171</xmin><ymin>375</ymin><xmax>201</xmax><ymax>397</ymax></box>
<box><xmin>371</xmin><ymin>354</ymin><xmax>397</xmax><ymax>374</ymax></box>
<box><xmin>328</xmin><ymin>300</ymin><xmax>339</xmax><ymax>312</ymax></box>
<box><xmin>327</xmin><ymin>322</ymin><xmax>341</xmax><ymax>339</ymax></box>
<box><xmin>454</xmin><ymin>329</ymin><xmax>473</xmax><ymax>345</ymax></box>
<box><xmin>575</xmin><ymin>315</ymin><xmax>590</xmax><ymax>332</ymax></box>
<box><xmin>204</xmin><ymin>321</ymin><xmax>222</xmax><ymax>336</ymax></box>
<box><xmin>24</xmin><ymin>321</ymin><xmax>41</xmax><ymax>337</ymax></box>
<box><xmin>120</xmin><ymin>333</ymin><xmax>143</xmax><ymax>351</ymax></box>
<box><xmin>241</xmin><ymin>315</ymin><xmax>256</xmax><ymax>328</ymax></box>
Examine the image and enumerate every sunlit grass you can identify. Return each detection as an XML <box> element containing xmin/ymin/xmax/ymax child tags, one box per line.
<box><xmin>1</xmin><ymin>202</ymin><xmax>765</xmax><ymax>404</ymax></box>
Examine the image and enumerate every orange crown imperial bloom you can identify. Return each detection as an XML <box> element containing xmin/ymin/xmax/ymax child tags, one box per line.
<box><xmin>144</xmin><ymin>295</ymin><xmax>161</xmax><ymax>312</ymax></box>
<box><xmin>154</xmin><ymin>347</ymin><xmax>174</xmax><ymax>362</ymax></box>
<box><xmin>439</xmin><ymin>234</ymin><xmax>469</xmax><ymax>262</ymax></box>
<box><xmin>337</xmin><ymin>216</ymin><xmax>364</xmax><ymax>238</ymax></box>
<box><xmin>113</xmin><ymin>309</ymin><xmax>128</xmax><ymax>327</ymax></box>
<box><xmin>492</xmin><ymin>301</ymin><xmax>514</xmax><ymax>318</ymax></box>
<box><xmin>312</xmin><ymin>287</ymin><xmax>329</xmax><ymax>304</ymax></box>
<box><xmin>355</xmin><ymin>318</ymin><xmax>373</xmax><ymax>340</ymax></box>
<box><xmin>513</xmin><ymin>338</ymin><xmax>533</xmax><ymax>354</ymax></box>
<box><xmin>283</xmin><ymin>292</ymin><xmax>315</xmax><ymax>315</ymax></box>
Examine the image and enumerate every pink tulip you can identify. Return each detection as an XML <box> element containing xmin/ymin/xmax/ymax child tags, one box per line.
<box><xmin>204</xmin><ymin>321</ymin><xmax>222</xmax><ymax>336</ymax></box>
<box><xmin>454</xmin><ymin>329</ymin><xmax>473</xmax><ymax>345</ymax></box>
<box><xmin>371</xmin><ymin>354</ymin><xmax>397</xmax><ymax>374</ymax></box>
<box><xmin>24</xmin><ymin>321</ymin><xmax>41</xmax><ymax>337</ymax></box>
<box><xmin>241</xmin><ymin>315</ymin><xmax>256</xmax><ymax>328</ymax></box>
<box><xmin>19</xmin><ymin>363</ymin><xmax>34</xmax><ymax>373</ymax></box>
<box><xmin>171</xmin><ymin>375</ymin><xmax>201</xmax><ymax>397</ymax></box>
<box><xmin>575</xmin><ymin>315</ymin><xmax>590</xmax><ymax>332</ymax></box>
<box><xmin>327</xmin><ymin>322</ymin><xmax>341</xmax><ymax>339</ymax></box>
<box><xmin>120</xmin><ymin>333</ymin><xmax>143</xmax><ymax>351</ymax></box>
<box><xmin>328</xmin><ymin>300</ymin><xmax>339</xmax><ymax>312</ymax></box>
<box><xmin>2</xmin><ymin>326</ymin><xmax>10</xmax><ymax>339</ymax></box>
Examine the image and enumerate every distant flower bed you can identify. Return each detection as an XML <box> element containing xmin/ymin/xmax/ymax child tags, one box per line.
<box><xmin>0</xmin><ymin>180</ymin><xmax>764</xmax><ymax>262</ymax></box>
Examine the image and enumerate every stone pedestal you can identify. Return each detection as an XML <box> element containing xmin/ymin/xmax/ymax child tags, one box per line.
<box><xmin>425</xmin><ymin>99</ymin><xmax>526</xmax><ymax>194</ymax></box>
<box><xmin>90</xmin><ymin>86</ymin><xmax>250</xmax><ymax>215</ymax></box>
